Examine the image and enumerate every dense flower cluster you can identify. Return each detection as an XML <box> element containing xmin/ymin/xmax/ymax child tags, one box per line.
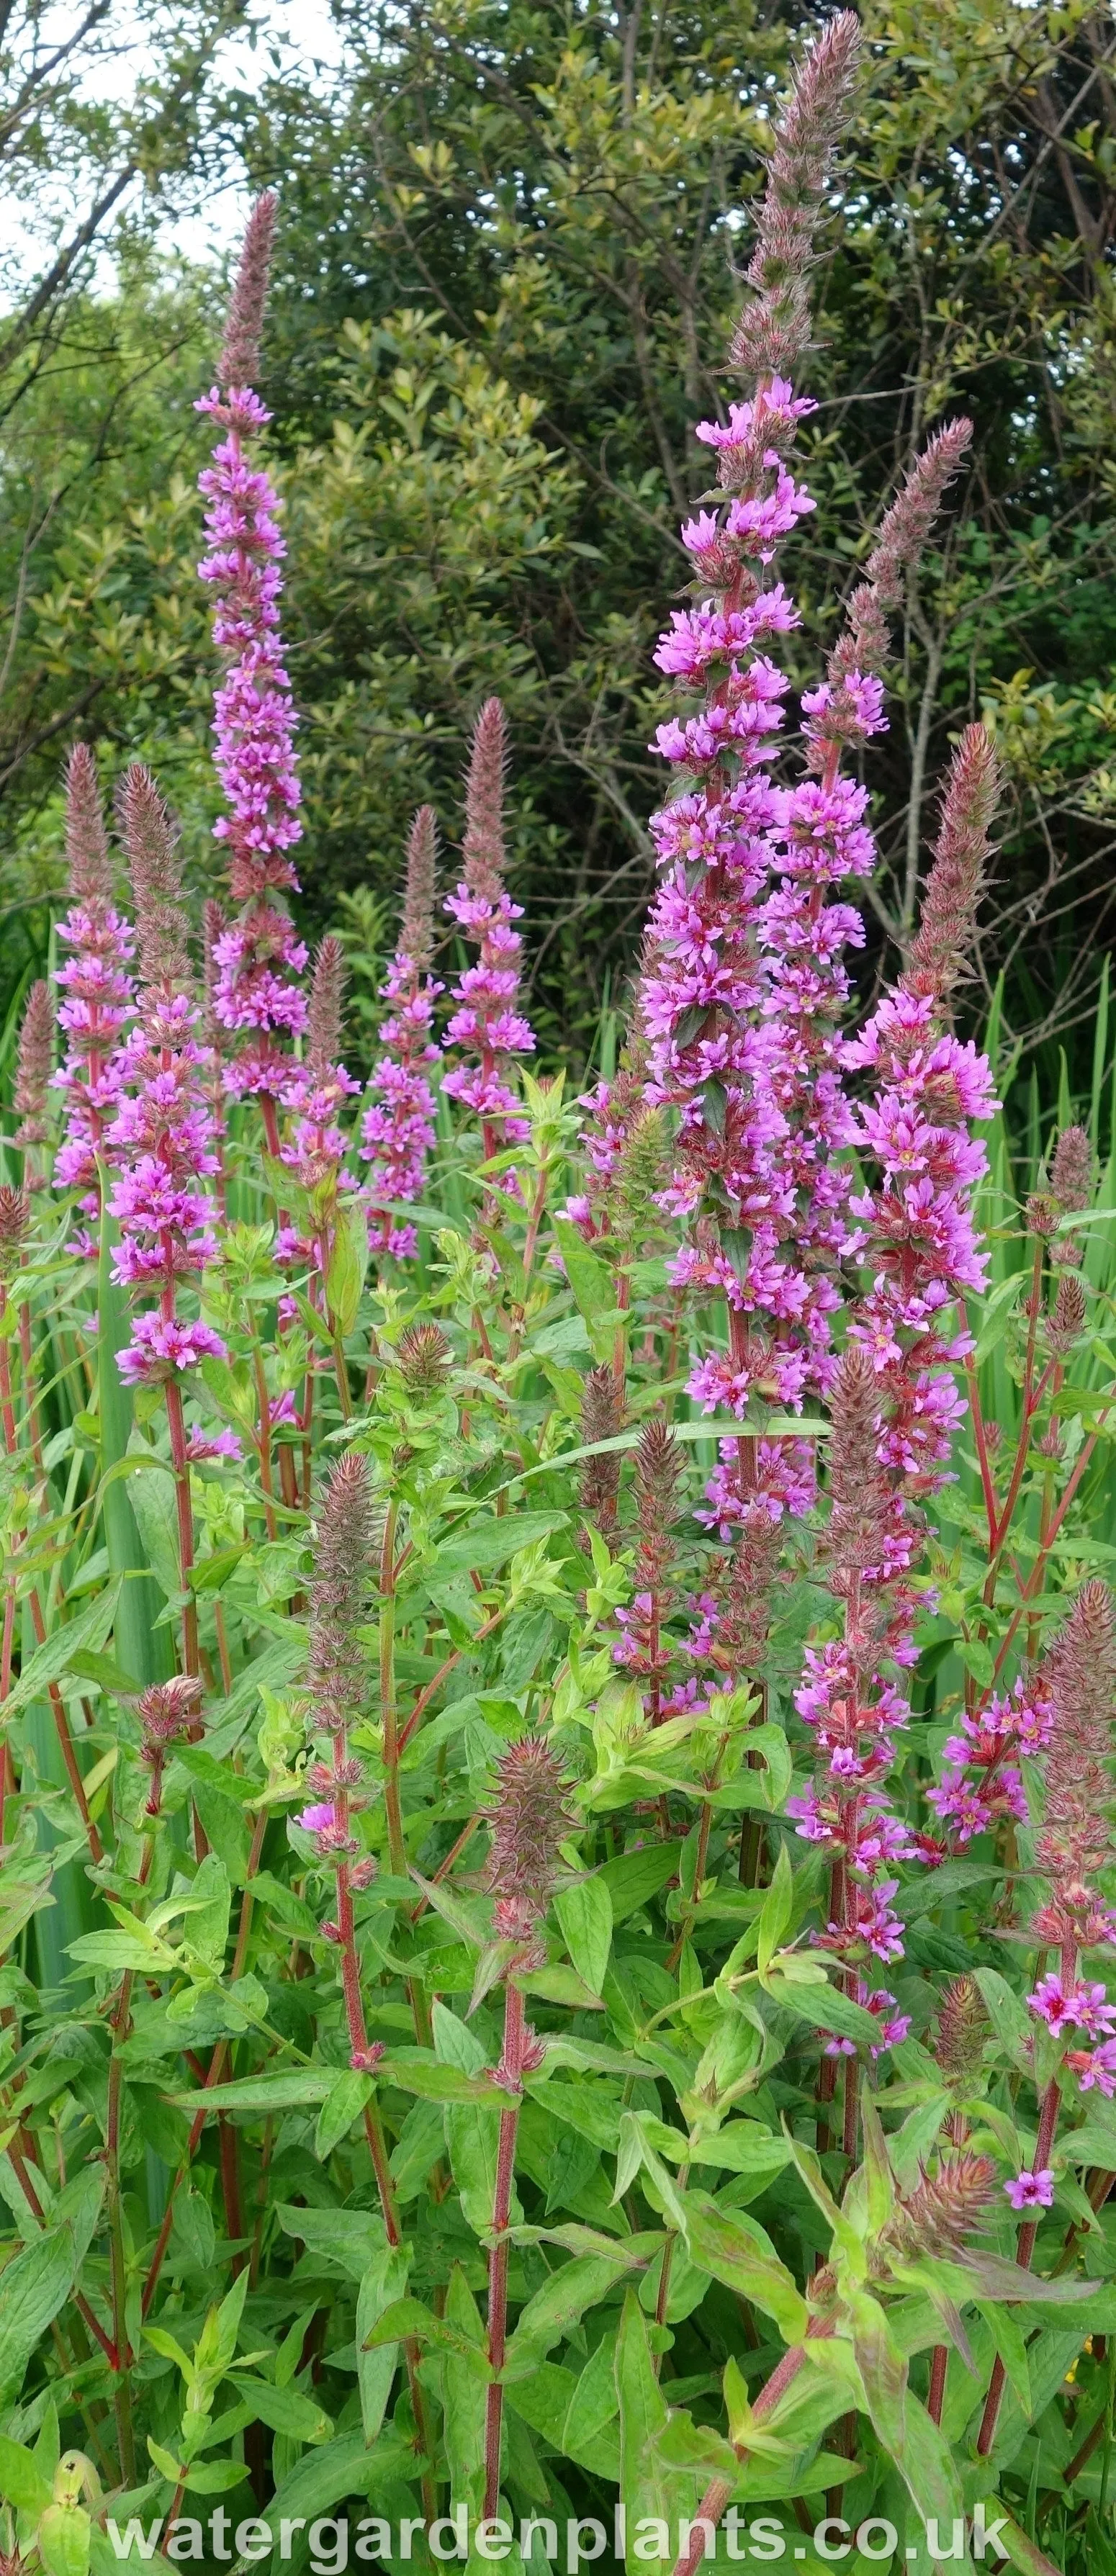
<box><xmin>106</xmin><ymin>765</ymin><xmax>225</xmax><ymax>1391</ymax></box>
<box><xmin>52</xmin><ymin>744</ymin><xmax>135</xmax><ymax>1238</ymax></box>
<box><xmin>612</xmin><ymin>1415</ymin><xmax>683</xmax><ymax>1720</ymax></box>
<box><xmin>927</xmin><ymin>1675</ymin><xmax>1053</xmax><ymax>1843</ymax></box>
<box><xmin>639</xmin><ymin>403</ymin><xmax>976</xmax><ymax>1687</ymax></box>
<box><xmin>276</xmin><ymin>936</ymin><xmax>361</xmax><ymax>1305</ymax></box>
<box><xmin>1021</xmin><ymin>1582</ymin><xmax>1116</xmax><ymax>2100</ymax></box>
<box><xmin>442</xmin><ymin>698</ymin><xmax>535</xmax><ymax>1167</ymax></box>
<box><xmin>786</xmin><ymin>1348</ymin><xmax>930</xmax><ymax>2049</ymax></box>
<box><xmin>196</xmin><ymin>194</ymin><xmax>306</xmax><ymax>1141</ymax></box>
<box><xmin>364</xmin><ymin>805</ymin><xmax>442</xmax><ymax>1256</ymax></box>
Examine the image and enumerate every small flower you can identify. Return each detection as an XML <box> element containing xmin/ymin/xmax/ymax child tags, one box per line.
<box><xmin>297</xmin><ymin>1801</ymin><xmax>338</xmax><ymax>1834</ymax></box>
<box><xmin>1071</xmin><ymin>2040</ymin><xmax>1116</xmax><ymax>2097</ymax></box>
<box><xmin>349</xmin><ymin>2043</ymin><xmax>384</xmax><ymax>2073</ymax></box>
<box><xmin>1028</xmin><ymin>1975</ymin><xmax>1116</xmax><ymax>2040</ymax></box>
<box><xmin>1004</xmin><ymin>2168</ymin><xmax>1055</xmax><ymax>2212</ymax></box>
<box><xmin>117</xmin><ymin>1315</ymin><xmax>227</xmax><ymax>1384</ymax></box>
<box><xmin>186</xmin><ymin>1428</ymin><xmax>243</xmax><ymax>1462</ymax></box>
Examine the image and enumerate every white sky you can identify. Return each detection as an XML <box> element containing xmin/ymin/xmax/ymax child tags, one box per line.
<box><xmin>2</xmin><ymin>0</ymin><xmax>346</xmax><ymax>294</ymax></box>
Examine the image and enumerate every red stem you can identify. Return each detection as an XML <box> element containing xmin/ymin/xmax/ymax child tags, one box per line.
<box><xmin>484</xmin><ymin>1980</ymin><xmax>526</xmax><ymax>2518</ymax></box>
<box><xmin>976</xmin><ymin>1976</ymin><xmax>1070</xmax><ymax>2456</ymax></box>
<box><xmin>668</xmin><ymin>2323</ymin><xmax>834</xmax><ymax>2576</ymax></box>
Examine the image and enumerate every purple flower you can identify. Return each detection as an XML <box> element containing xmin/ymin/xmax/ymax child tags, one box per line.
<box><xmin>197</xmin><ymin>337</ymin><xmax>305</xmax><ymax>1122</ymax></box>
<box><xmin>1071</xmin><ymin>2040</ymin><xmax>1116</xmax><ymax>2097</ymax></box>
<box><xmin>186</xmin><ymin>1429</ymin><xmax>243</xmax><ymax>1462</ymax></box>
<box><xmin>442</xmin><ymin>701</ymin><xmax>535</xmax><ymax>1174</ymax></box>
<box><xmin>364</xmin><ymin>811</ymin><xmax>442</xmax><ymax>1255</ymax></box>
<box><xmin>297</xmin><ymin>1801</ymin><xmax>338</xmax><ymax>1834</ymax></box>
<box><xmin>1004</xmin><ymin>2169</ymin><xmax>1055</xmax><ymax>2212</ymax></box>
<box><xmin>117</xmin><ymin>1314</ymin><xmax>226</xmax><ymax>1385</ymax></box>
<box><xmin>51</xmin><ymin>746</ymin><xmax>135</xmax><ymax>1226</ymax></box>
<box><xmin>1027</xmin><ymin>1976</ymin><xmax>1116</xmax><ymax>2040</ymax></box>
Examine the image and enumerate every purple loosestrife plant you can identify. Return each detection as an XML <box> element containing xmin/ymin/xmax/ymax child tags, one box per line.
<box><xmin>479</xmin><ymin>1734</ymin><xmax>572</xmax><ymax>2520</ymax></box>
<box><xmin>52</xmin><ymin>742</ymin><xmax>135</xmax><ymax>1243</ymax></box>
<box><xmin>363</xmin><ymin>803</ymin><xmax>443</xmax><ymax>1257</ymax></box>
<box><xmin>197</xmin><ymin>192</ymin><xmax>307</xmax><ymax>1156</ymax></box>
<box><xmin>6</xmin><ymin>24</ymin><xmax>1116</xmax><ymax>2572</ymax></box>
<box><xmin>442</xmin><ymin>696</ymin><xmax>536</xmax><ymax>1176</ymax></box>
<box><xmin>107</xmin><ymin>762</ymin><xmax>225</xmax><ymax>1694</ymax></box>
<box><xmin>12</xmin><ymin>981</ymin><xmax>54</xmax><ymax>1181</ymax></box>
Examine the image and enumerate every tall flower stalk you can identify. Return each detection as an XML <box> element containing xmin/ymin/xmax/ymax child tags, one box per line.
<box><xmin>363</xmin><ymin>803</ymin><xmax>442</xmax><ymax>1256</ymax></box>
<box><xmin>107</xmin><ymin>764</ymin><xmax>225</xmax><ymax>1693</ymax></box>
<box><xmin>977</xmin><ymin>1580</ymin><xmax>1116</xmax><ymax>2452</ymax></box>
<box><xmin>480</xmin><ymin>1736</ymin><xmax>572</xmax><ymax>2519</ymax></box>
<box><xmin>52</xmin><ymin>743</ymin><xmax>135</xmax><ymax>1246</ymax></box>
<box><xmin>197</xmin><ymin>192</ymin><xmax>307</xmax><ymax>1155</ymax></box>
<box><xmin>13</xmin><ymin>980</ymin><xmax>54</xmax><ymax>1182</ymax></box>
<box><xmin>297</xmin><ymin>1454</ymin><xmax>436</xmax><ymax>2510</ymax></box>
<box><xmin>443</xmin><ymin>698</ymin><xmax>536</xmax><ymax>1176</ymax></box>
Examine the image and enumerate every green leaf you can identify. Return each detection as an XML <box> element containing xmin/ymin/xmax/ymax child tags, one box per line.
<box><xmin>228</xmin><ymin>2378</ymin><xmax>333</xmax><ymax>2443</ymax></box>
<box><xmin>0</xmin><ymin>2430</ymin><xmax>53</xmax><ymax>2512</ymax></box>
<box><xmin>1</xmin><ymin>1579</ymin><xmax>123</xmax><ymax>1721</ymax></box>
<box><xmin>755</xmin><ymin>1842</ymin><xmax>793</xmax><ymax>1977</ymax></box>
<box><xmin>383</xmin><ymin>2051</ymin><xmax>513</xmax><ymax>2105</ymax></box>
<box><xmin>955</xmin><ymin>2253</ymin><xmax>1102</xmax><ymax>2305</ymax></box>
<box><xmin>598</xmin><ymin>1842</ymin><xmax>680</xmax><ymax>1923</ymax></box>
<box><xmin>325</xmin><ymin>1197</ymin><xmax>370</xmax><ymax>1336</ymax></box>
<box><xmin>0</xmin><ymin>2225</ymin><xmax>78</xmax><ymax>2395</ymax></box>
<box><xmin>68</xmin><ymin>1929</ymin><xmax>170</xmax><ymax>1973</ymax></box>
<box><xmin>275</xmin><ymin>2207</ymin><xmax>384</xmax><ymax>2284</ymax></box>
<box><xmin>97</xmin><ymin>1205</ymin><xmax>172</xmax><ymax>1690</ymax></box>
<box><xmin>66</xmin><ymin>1650</ymin><xmax>143</xmax><ymax>1695</ymax></box>
<box><xmin>39</xmin><ymin>2503</ymin><xmax>91</xmax><ymax>2576</ymax></box>
<box><xmin>997</xmin><ymin>2512</ymin><xmax>1064</xmax><ymax>2576</ymax></box>
<box><xmin>973</xmin><ymin>1968</ymin><xmax>1037</xmax><ymax>2076</ymax></box>
<box><xmin>555</xmin><ymin>1874</ymin><xmax>613</xmax><ymax>1999</ymax></box>
<box><xmin>167</xmin><ymin>2071</ymin><xmax>334</xmax><ymax>2115</ymax></box>
<box><xmin>122</xmin><ymin>1437</ymin><xmax>182</xmax><ymax>1604</ymax></box>
<box><xmin>562</xmin><ymin>2336</ymin><xmax>620</xmax><ymax>2467</ymax></box>
<box><xmin>440</xmin><ymin>2263</ymin><xmax>488</xmax><ymax>2516</ymax></box>
<box><xmin>506</xmin><ymin>2249</ymin><xmax>648</xmax><ymax>2371</ymax></box>
<box><xmin>314</xmin><ymin>2069</ymin><xmax>373</xmax><ymax>2161</ymax></box>
<box><xmin>614</xmin><ymin>2289</ymin><xmax>680</xmax><ymax>2573</ymax></box>
<box><xmin>356</xmin><ymin>2244</ymin><xmax>409</xmax><ymax>2443</ymax></box>
<box><xmin>684</xmin><ymin>2202</ymin><xmax>808</xmax><ymax>2343</ymax></box>
<box><xmin>427</xmin><ymin>1510</ymin><xmax>569</xmax><ymax>1581</ymax></box>
<box><xmin>762</xmin><ymin>1971</ymin><xmax>883</xmax><ymax>2048</ymax></box>
<box><xmin>258</xmin><ymin>2434</ymin><xmax>418</xmax><ymax>2530</ymax></box>
<box><xmin>552</xmin><ymin>1218</ymin><xmax>621</xmax><ymax>1364</ymax></box>
<box><xmin>976</xmin><ymin>2301</ymin><xmax>1030</xmax><ymax>2417</ymax></box>
<box><xmin>186</xmin><ymin>1852</ymin><xmax>230</xmax><ymax>1968</ymax></box>
<box><xmin>410</xmin><ymin>1876</ymin><xmax>489</xmax><ymax>1950</ymax></box>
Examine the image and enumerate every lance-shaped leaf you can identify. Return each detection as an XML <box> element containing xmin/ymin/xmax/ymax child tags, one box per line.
<box><xmin>849</xmin><ymin>2288</ymin><xmax>963</xmax><ymax>2532</ymax></box>
<box><xmin>612</xmin><ymin>2112</ymin><xmax>689</xmax><ymax>2235</ymax></box>
<box><xmin>615</xmin><ymin>2289</ymin><xmax>691</xmax><ymax>2573</ymax></box>
<box><xmin>685</xmin><ymin>2200</ymin><xmax>809</xmax><ymax>2343</ymax></box>
<box><xmin>781</xmin><ymin>2125</ymin><xmax>866</xmax><ymax>2279</ymax></box>
<box><xmin>440</xmin><ymin>2264</ymin><xmax>488</xmax><ymax>2515</ymax></box>
<box><xmin>555</xmin><ymin>1873</ymin><xmax>613</xmax><ymax>1999</ymax></box>
<box><xmin>506</xmin><ymin>2247</ymin><xmax>651</xmax><ymax>2372</ymax></box>
<box><xmin>362</xmin><ymin>2296</ymin><xmax>490</xmax><ymax>2376</ymax></box>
